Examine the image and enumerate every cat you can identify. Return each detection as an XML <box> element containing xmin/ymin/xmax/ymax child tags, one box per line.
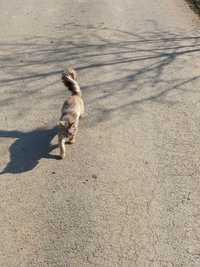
<box><xmin>58</xmin><ymin>68</ymin><xmax>84</xmax><ymax>159</ymax></box>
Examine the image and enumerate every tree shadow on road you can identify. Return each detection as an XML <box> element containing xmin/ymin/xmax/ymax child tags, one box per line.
<box><xmin>0</xmin><ymin>127</ymin><xmax>58</xmax><ymax>174</ymax></box>
<box><xmin>0</xmin><ymin>23</ymin><xmax>200</xmax><ymax>127</ymax></box>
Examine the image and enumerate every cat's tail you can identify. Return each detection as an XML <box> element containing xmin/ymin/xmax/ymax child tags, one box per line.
<box><xmin>62</xmin><ymin>68</ymin><xmax>82</xmax><ymax>97</ymax></box>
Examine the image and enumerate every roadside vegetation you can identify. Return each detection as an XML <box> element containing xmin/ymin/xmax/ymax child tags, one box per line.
<box><xmin>187</xmin><ymin>0</ymin><xmax>200</xmax><ymax>13</ymax></box>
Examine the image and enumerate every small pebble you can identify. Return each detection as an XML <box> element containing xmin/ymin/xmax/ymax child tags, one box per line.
<box><xmin>92</xmin><ymin>174</ymin><xmax>97</xmax><ymax>179</ymax></box>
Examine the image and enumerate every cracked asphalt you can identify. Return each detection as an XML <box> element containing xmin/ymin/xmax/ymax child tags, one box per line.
<box><xmin>0</xmin><ymin>0</ymin><xmax>200</xmax><ymax>266</ymax></box>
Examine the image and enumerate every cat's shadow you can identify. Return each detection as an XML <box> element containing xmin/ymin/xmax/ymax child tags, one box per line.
<box><xmin>0</xmin><ymin>126</ymin><xmax>59</xmax><ymax>174</ymax></box>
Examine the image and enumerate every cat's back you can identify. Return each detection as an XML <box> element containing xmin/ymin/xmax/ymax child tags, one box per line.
<box><xmin>62</xmin><ymin>95</ymin><xmax>84</xmax><ymax>114</ymax></box>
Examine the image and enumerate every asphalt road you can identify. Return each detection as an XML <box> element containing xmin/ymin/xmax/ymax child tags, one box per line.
<box><xmin>0</xmin><ymin>1</ymin><xmax>200</xmax><ymax>266</ymax></box>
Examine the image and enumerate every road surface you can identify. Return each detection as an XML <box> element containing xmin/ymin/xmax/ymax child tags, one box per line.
<box><xmin>0</xmin><ymin>0</ymin><xmax>200</xmax><ymax>266</ymax></box>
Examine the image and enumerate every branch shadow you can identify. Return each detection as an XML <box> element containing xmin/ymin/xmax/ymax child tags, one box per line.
<box><xmin>0</xmin><ymin>22</ymin><xmax>200</xmax><ymax>128</ymax></box>
<box><xmin>0</xmin><ymin>126</ymin><xmax>59</xmax><ymax>174</ymax></box>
